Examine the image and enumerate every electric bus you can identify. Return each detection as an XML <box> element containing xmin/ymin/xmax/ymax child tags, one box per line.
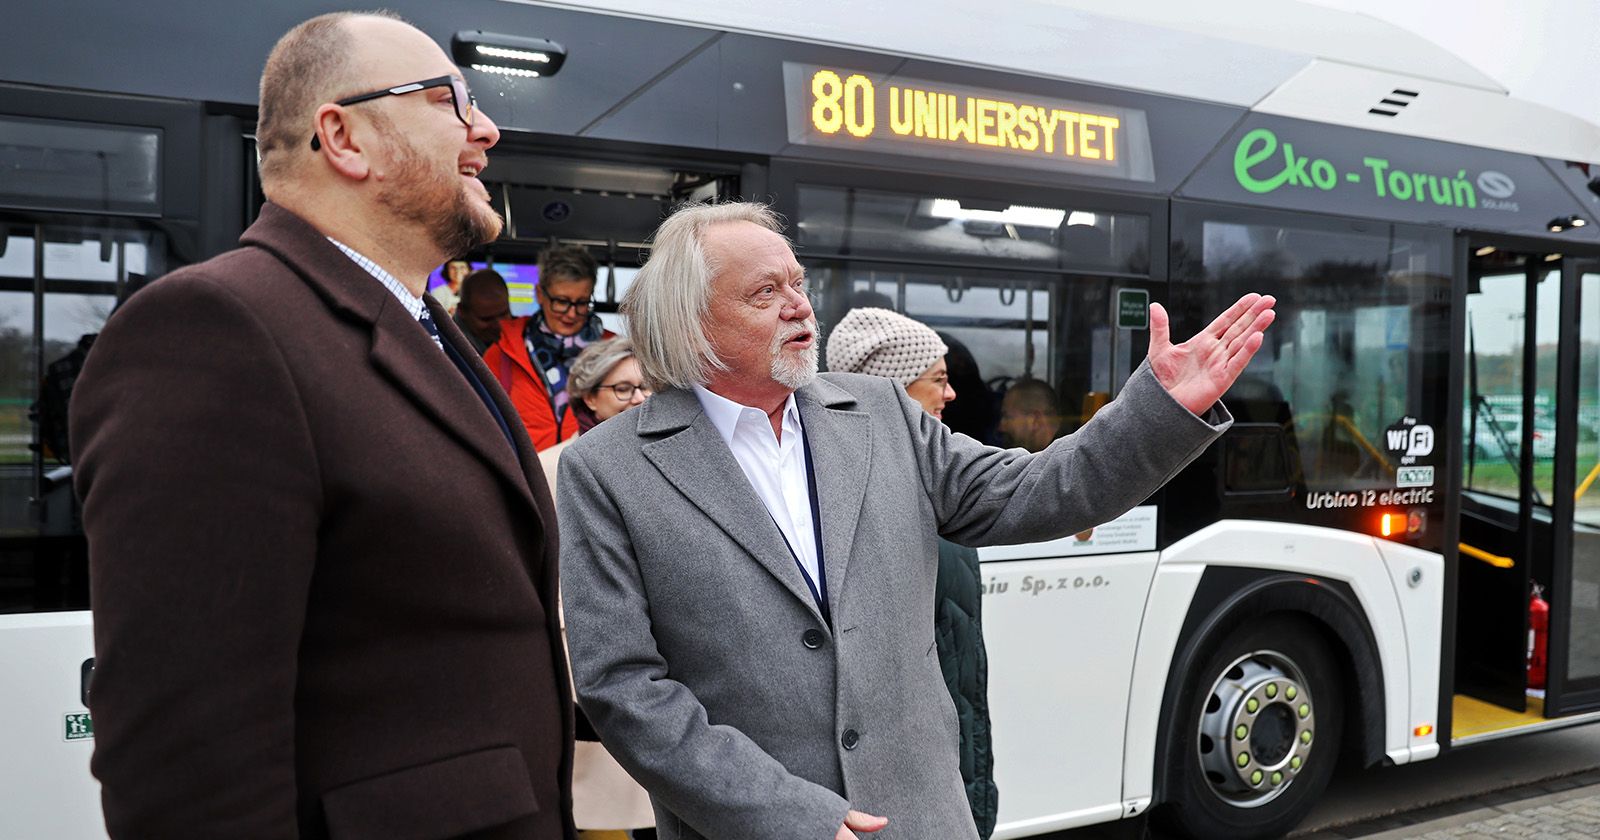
<box><xmin>4</xmin><ymin>1</ymin><xmax>1600</xmax><ymax>838</ymax></box>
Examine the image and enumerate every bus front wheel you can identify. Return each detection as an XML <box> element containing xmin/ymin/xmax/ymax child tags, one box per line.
<box><xmin>1157</xmin><ymin>615</ymin><xmax>1344</xmax><ymax>840</ymax></box>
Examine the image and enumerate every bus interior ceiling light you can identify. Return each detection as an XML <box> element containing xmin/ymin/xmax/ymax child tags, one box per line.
<box><xmin>1547</xmin><ymin>215</ymin><xmax>1587</xmax><ymax>232</ymax></box>
<box><xmin>452</xmin><ymin>31</ymin><xmax>566</xmax><ymax>78</ymax></box>
<box><xmin>926</xmin><ymin>198</ymin><xmax>1066</xmax><ymax>229</ymax></box>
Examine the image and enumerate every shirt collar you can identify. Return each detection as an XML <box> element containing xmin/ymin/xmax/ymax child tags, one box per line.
<box><xmin>326</xmin><ymin>237</ymin><xmax>426</xmax><ymax>322</ymax></box>
<box><xmin>692</xmin><ymin>385</ymin><xmax>801</xmax><ymax>446</ymax></box>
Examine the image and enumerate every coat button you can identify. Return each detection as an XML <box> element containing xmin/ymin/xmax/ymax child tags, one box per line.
<box><xmin>842</xmin><ymin>728</ymin><xmax>859</xmax><ymax>750</ymax></box>
<box><xmin>802</xmin><ymin>629</ymin><xmax>825</xmax><ymax>649</ymax></box>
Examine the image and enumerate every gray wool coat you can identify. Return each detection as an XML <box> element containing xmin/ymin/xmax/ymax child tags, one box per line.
<box><xmin>557</xmin><ymin>363</ymin><xmax>1229</xmax><ymax>840</ymax></box>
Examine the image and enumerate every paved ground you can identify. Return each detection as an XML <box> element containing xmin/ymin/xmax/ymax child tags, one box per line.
<box><xmin>1051</xmin><ymin>721</ymin><xmax>1600</xmax><ymax>839</ymax></box>
<box><xmin>1293</xmin><ymin>722</ymin><xmax>1600</xmax><ymax>835</ymax></box>
<box><xmin>1298</xmin><ymin>768</ymin><xmax>1600</xmax><ymax>839</ymax></box>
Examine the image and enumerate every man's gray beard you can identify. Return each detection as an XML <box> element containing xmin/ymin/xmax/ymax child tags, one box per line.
<box><xmin>771</xmin><ymin>343</ymin><xmax>818</xmax><ymax>390</ymax></box>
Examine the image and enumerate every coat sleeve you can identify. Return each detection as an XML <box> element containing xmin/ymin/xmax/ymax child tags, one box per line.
<box><xmin>905</xmin><ymin>360</ymin><xmax>1231</xmax><ymax>547</ymax></box>
<box><xmin>70</xmin><ymin>274</ymin><xmax>321</xmax><ymax>838</ymax></box>
<box><xmin>557</xmin><ymin>444</ymin><xmax>851</xmax><ymax>840</ymax></box>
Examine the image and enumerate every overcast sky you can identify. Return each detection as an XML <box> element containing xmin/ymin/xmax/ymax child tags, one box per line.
<box><xmin>1308</xmin><ymin>0</ymin><xmax>1600</xmax><ymax>127</ymax></box>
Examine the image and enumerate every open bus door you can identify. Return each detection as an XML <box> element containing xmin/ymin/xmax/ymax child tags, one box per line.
<box><xmin>1549</xmin><ymin>257</ymin><xmax>1600</xmax><ymax>715</ymax></box>
<box><xmin>1457</xmin><ymin>247</ymin><xmax>1600</xmax><ymax>739</ymax></box>
<box><xmin>1456</xmin><ymin>247</ymin><xmax>1546</xmax><ymax>719</ymax></box>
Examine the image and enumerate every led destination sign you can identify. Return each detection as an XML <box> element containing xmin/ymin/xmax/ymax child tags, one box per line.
<box><xmin>783</xmin><ymin>63</ymin><xmax>1153</xmax><ymax>181</ymax></box>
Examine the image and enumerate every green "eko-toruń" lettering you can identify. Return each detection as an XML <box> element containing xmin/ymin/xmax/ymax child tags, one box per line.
<box><xmin>1233</xmin><ymin>128</ymin><xmax>1477</xmax><ymax>209</ymax></box>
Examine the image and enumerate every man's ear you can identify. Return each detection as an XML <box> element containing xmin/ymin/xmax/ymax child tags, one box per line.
<box><xmin>312</xmin><ymin>103</ymin><xmax>371</xmax><ymax>181</ymax></box>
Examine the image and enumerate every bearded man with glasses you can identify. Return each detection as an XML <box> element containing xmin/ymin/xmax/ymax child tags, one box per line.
<box><xmin>70</xmin><ymin>11</ymin><xmax>573</xmax><ymax>839</ymax></box>
<box><xmin>485</xmin><ymin>245</ymin><xmax>617</xmax><ymax>450</ymax></box>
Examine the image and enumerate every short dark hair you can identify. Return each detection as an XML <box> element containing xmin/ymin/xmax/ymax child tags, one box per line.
<box><xmin>1005</xmin><ymin>378</ymin><xmax>1060</xmax><ymax>415</ymax></box>
<box><xmin>538</xmin><ymin>245</ymin><xmax>598</xmax><ymax>285</ymax></box>
<box><xmin>256</xmin><ymin>10</ymin><xmax>405</xmax><ymax>184</ymax></box>
<box><xmin>459</xmin><ymin>268</ymin><xmax>507</xmax><ymax>304</ymax></box>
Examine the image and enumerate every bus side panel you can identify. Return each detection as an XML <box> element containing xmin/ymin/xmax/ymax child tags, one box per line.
<box><xmin>0</xmin><ymin>611</ymin><xmax>104</xmax><ymax>839</ymax></box>
<box><xmin>1121</xmin><ymin>522</ymin><xmax>1420</xmax><ymax>804</ymax></box>
<box><xmin>978</xmin><ymin>551</ymin><xmax>1158</xmax><ymax>838</ymax></box>
<box><xmin>1117</xmin><ymin>562</ymin><xmax>1205</xmax><ymax>814</ymax></box>
<box><xmin>1375</xmin><ymin>540</ymin><xmax>1445</xmax><ymax>763</ymax></box>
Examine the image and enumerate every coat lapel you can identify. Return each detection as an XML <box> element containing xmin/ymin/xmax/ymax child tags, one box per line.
<box><xmin>795</xmin><ymin>379</ymin><xmax>872</xmax><ymax>620</ymax></box>
<box><xmin>368</xmin><ymin>299</ymin><xmax>539</xmax><ymax>514</ymax></box>
<box><xmin>638</xmin><ymin>388</ymin><xmax>827</xmax><ymax>622</ymax></box>
<box><xmin>239</xmin><ymin>203</ymin><xmax>539</xmax><ymax>519</ymax></box>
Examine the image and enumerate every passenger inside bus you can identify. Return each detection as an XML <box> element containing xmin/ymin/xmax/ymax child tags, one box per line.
<box><xmin>484</xmin><ymin>245</ymin><xmax>616</xmax><ymax>449</ymax></box>
<box><xmin>452</xmin><ymin>267</ymin><xmax>511</xmax><ymax>356</ymax></box>
<box><xmin>998</xmin><ymin>378</ymin><xmax>1063</xmax><ymax>452</ymax></box>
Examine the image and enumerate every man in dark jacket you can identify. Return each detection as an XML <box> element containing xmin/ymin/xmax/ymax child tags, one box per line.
<box><xmin>70</xmin><ymin>12</ymin><xmax>573</xmax><ymax>838</ymax></box>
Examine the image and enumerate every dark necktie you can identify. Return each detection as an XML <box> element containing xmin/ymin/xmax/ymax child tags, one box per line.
<box><xmin>418</xmin><ymin>305</ymin><xmax>518</xmax><ymax>453</ymax></box>
<box><xmin>417</xmin><ymin>306</ymin><xmax>445</xmax><ymax>350</ymax></box>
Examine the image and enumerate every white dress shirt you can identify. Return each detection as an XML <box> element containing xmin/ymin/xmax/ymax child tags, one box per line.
<box><xmin>327</xmin><ymin>237</ymin><xmax>441</xmax><ymax>350</ymax></box>
<box><xmin>692</xmin><ymin>385</ymin><xmax>821</xmax><ymax>594</ymax></box>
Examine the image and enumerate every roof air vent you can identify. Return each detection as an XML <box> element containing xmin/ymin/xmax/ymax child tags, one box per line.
<box><xmin>1369</xmin><ymin>88</ymin><xmax>1419</xmax><ymax>117</ymax></box>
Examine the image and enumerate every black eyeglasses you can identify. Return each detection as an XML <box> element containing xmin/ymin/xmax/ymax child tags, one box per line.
<box><xmin>310</xmin><ymin>75</ymin><xmax>476</xmax><ymax>151</ymax></box>
<box><xmin>543</xmin><ymin>293</ymin><xmax>593</xmax><ymax>315</ymax></box>
<box><xmin>596</xmin><ymin>382</ymin><xmax>650</xmax><ymax>400</ymax></box>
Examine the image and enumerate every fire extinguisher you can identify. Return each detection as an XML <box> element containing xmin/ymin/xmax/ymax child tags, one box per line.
<box><xmin>1528</xmin><ymin>582</ymin><xmax>1550</xmax><ymax>690</ymax></box>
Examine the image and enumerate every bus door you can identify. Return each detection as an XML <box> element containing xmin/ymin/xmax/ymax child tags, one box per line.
<box><xmin>347</xmin><ymin>143</ymin><xmax>743</xmax><ymax>333</ymax></box>
<box><xmin>1549</xmin><ymin>257</ymin><xmax>1600</xmax><ymax>715</ymax></box>
<box><xmin>1456</xmin><ymin>246</ymin><xmax>1596</xmax><ymax>729</ymax></box>
<box><xmin>0</xmin><ymin>86</ymin><xmax>203</xmax><ymax>836</ymax></box>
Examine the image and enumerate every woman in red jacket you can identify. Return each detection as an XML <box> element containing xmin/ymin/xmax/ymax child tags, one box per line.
<box><xmin>485</xmin><ymin>245</ymin><xmax>615</xmax><ymax>449</ymax></box>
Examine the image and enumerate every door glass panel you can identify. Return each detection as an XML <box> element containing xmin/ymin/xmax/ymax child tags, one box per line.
<box><xmin>1572</xmin><ymin>269</ymin><xmax>1600</xmax><ymax>681</ymax></box>
<box><xmin>1464</xmin><ymin>272</ymin><xmax>1530</xmax><ymax>500</ymax></box>
<box><xmin>0</xmin><ymin>116</ymin><xmax>161</xmax><ymax>215</ymax></box>
<box><xmin>0</xmin><ymin>220</ymin><xmax>162</xmax><ymax>615</ymax></box>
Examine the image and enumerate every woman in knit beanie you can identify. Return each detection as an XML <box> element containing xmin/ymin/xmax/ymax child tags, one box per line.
<box><xmin>824</xmin><ymin>307</ymin><xmax>958</xmax><ymax>420</ymax></box>
<box><xmin>823</xmin><ymin>306</ymin><xmax>999</xmax><ymax>840</ymax></box>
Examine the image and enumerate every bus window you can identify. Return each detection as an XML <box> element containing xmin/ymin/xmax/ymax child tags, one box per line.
<box><xmin>1169</xmin><ymin>204</ymin><xmax>1453</xmax><ymax>551</ymax></box>
<box><xmin>795</xmin><ymin>183</ymin><xmax>1153</xmax><ymax>449</ymax></box>
<box><xmin>0</xmin><ymin>220</ymin><xmax>157</xmax><ymax>615</ymax></box>
<box><xmin>795</xmin><ymin>184</ymin><xmax>1149</xmax><ymax>274</ymax></box>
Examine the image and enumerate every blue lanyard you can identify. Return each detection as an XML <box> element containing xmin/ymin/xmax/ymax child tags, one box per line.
<box><xmin>769</xmin><ymin>430</ymin><xmax>829</xmax><ymax>626</ymax></box>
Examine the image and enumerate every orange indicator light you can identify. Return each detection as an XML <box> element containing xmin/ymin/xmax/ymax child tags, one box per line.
<box><xmin>1380</xmin><ymin>513</ymin><xmax>1394</xmax><ymax>537</ymax></box>
<box><xmin>1414</xmin><ymin>724</ymin><xmax>1434</xmax><ymax>737</ymax></box>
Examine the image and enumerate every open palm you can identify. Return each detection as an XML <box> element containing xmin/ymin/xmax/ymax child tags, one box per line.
<box><xmin>1147</xmin><ymin>293</ymin><xmax>1276</xmax><ymax>416</ymax></box>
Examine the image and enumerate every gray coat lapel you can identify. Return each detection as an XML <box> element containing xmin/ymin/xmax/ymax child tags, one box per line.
<box><xmin>638</xmin><ymin>388</ymin><xmax>827</xmax><ymax>622</ymax></box>
<box><xmin>794</xmin><ymin>379</ymin><xmax>871</xmax><ymax>622</ymax></box>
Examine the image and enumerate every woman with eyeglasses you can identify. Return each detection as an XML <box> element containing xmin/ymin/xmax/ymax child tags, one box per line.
<box><xmin>538</xmin><ymin>337</ymin><xmax>656</xmax><ymax>840</ymax></box>
<box><xmin>825</xmin><ymin>307</ymin><xmax>999</xmax><ymax>840</ymax></box>
<box><xmin>485</xmin><ymin>245</ymin><xmax>616</xmax><ymax>450</ymax></box>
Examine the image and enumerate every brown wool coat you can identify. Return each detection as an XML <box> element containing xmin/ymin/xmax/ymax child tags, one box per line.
<box><xmin>70</xmin><ymin>203</ymin><xmax>574</xmax><ymax>840</ymax></box>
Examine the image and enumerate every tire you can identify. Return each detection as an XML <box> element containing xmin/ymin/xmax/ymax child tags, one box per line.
<box><xmin>1155</xmin><ymin>614</ymin><xmax>1344</xmax><ymax>840</ymax></box>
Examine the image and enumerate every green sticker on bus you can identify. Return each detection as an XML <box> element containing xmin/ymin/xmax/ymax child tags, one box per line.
<box><xmin>1117</xmin><ymin>288</ymin><xmax>1149</xmax><ymax>330</ymax></box>
<box><xmin>64</xmin><ymin>712</ymin><xmax>93</xmax><ymax>741</ymax></box>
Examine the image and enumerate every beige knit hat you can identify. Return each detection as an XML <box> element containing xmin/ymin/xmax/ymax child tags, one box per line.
<box><xmin>825</xmin><ymin>308</ymin><xmax>948</xmax><ymax>385</ymax></box>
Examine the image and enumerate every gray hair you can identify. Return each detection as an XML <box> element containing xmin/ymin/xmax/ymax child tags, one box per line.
<box><xmin>566</xmin><ymin>337</ymin><xmax>638</xmax><ymax>401</ymax></box>
<box><xmin>622</xmin><ymin>201</ymin><xmax>786</xmax><ymax>390</ymax></box>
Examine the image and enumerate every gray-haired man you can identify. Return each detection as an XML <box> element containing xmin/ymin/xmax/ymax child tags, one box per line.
<box><xmin>558</xmin><ymin>202</ymin><xmax>1274</xmax><ymax>840</ymax></box>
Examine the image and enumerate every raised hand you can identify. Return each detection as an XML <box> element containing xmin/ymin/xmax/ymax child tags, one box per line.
<box><xmin>834</xmin><ymin>808</ymin><xmax>888</xmax><ymax>839</ymax></box>
<box><xmin>1147</xmin><ymin>293</ymin><xmax>1276</xmax><ymax>416</ymax></box>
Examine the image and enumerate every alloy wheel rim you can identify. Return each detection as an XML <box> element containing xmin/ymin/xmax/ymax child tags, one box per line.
<box><xmin>1195</xmin><ymin>648</ymin><xmax>1316</xmax><ymax>808</ymax></box>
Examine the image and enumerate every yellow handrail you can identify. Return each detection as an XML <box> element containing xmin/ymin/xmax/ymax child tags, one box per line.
<box><xmin>1332</xmin><ymin>415</ymin><xmax>1397</xmax><ymax>475</ymax></box>
<box><xmin>1577</xmin><ymin>461</ymin><xmax>1600</xmax><ymax>503</ymax></box>
<box><xmin>1459</xmin><ymin>542</ymin><xmax>1515</xmax><ymax>569</ymax></box>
